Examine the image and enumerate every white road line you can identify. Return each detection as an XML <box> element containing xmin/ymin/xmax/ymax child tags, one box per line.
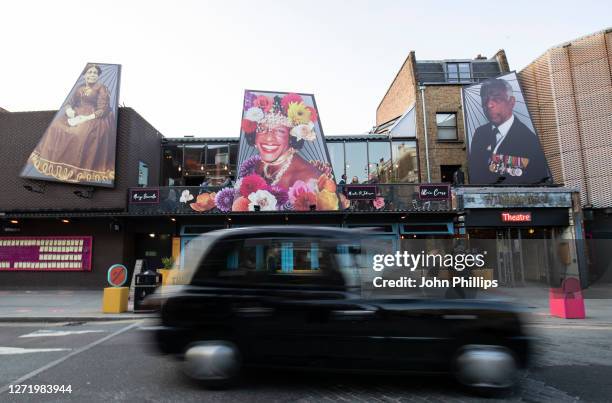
<box><xmin>20</xmin><ymin>330</ymin><xmax>105</xmax><ymax>338</ymax></box>
<box><xmin>0</xmin><ymin>347</ymin><xmax>71</xmax><ymax>355</ymax></box>
<box><xmin>0</xmin><ymin>321</ymin><xmax>141</xmax><ymax>395</ymax></box>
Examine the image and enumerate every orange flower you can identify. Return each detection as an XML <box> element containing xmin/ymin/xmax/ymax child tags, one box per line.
<box><xmin>317</xmin><ymin>174</ymin><xmax>336</xmax><ymax>193</ymax></box>
<box><xmin>190</xmin><ymin>192</ymin><xmax>216</xmax><ymax>212</ymax></box>
<box><xmin>317</xmin><ymin>190</ymin><xmax>339</xmax><ymax>211</ymax></box>
<box><xmin>293</xmin><ymin>191</ymin><xmax>318</xmax><ymax>211</ymax></box>
<box><xmin>231</xmin><ymin>196</ymin><xmax>250</xmax><ymax>212</ymax></box>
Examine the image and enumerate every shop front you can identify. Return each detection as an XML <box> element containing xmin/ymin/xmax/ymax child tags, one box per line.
<box><xmin>456</xmin><ymin>187</ymin><xmax>583</xmax><ymax>287</ymax></box>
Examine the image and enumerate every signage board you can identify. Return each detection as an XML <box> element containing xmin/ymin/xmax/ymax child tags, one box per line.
<box><xmin>501</xmin><ymin>211</ymin><xmax>532</xmax><ymax>222</ymax></box>
<box><xmin>129</xmin><ymin>188</ymin><xmax>159</xmax><ymax>204</ymax></box>
<box><xmin>418</xmin><ymin>184</ymin><xmax>450</xmax><ymax>201</ymax></box>
<box><xmin>0</xmin><ymin>236</ymin><xmax>92</xmax><ymax>271</ymax></box>
<box><xmin>345</xmin><ymin>185</ymin><xmax>377</xmax><ymax>200</ymax></box>
<box><xmin>107</xmin><ymin>264</ymin><xmax>128</xmax><ymax>287</ymax></box>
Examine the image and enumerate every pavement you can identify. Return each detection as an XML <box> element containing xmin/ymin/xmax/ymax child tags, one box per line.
<box><xmin>0</xmin><ymin>284</ymin><xmax>610</xmax><ymax>324</ymax></box>
<box><xmin>0</xmin><ymin>289</ymin><xmax>155</xmax><ymax>322</ymax></box>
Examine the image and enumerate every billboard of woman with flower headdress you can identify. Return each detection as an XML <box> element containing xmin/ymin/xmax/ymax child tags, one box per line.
<box><xmin>215</xmin><ymin>90</ymin><xmax>339</xmax><ymax>212</ymax></box>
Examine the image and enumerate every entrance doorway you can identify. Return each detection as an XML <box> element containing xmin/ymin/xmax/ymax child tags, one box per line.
<box><xmin>469</xmin><ymin>228</ymin><xmax>565</xmax><ymax>287</ymax></box>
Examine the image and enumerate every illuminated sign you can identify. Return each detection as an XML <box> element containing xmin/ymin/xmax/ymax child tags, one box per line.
<box><xmin>345</xmin><ymin>185</ymin><xmax>377</xmax><ymax>200</ymax></box>
<box><xmin>418</xmin><ymin>184</ymin><xmax>450</xmax><ymax>201</ymax></box>
<box><xmin>0</xmin><ymin>237</ymin><xmax>92</xmax><ymax>271</ymax></box>
<box><xmin>129</xmin><ymin>188</ymin><xmax>160</xmax><ymax>204</ymax></box>
<box><xmin>501</xmin><ymin>212</ymin><xmax>532</xmax><ymax>223</ymax></box>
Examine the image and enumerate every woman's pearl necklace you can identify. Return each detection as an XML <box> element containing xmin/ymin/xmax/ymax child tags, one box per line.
<box><xmin>263</xmin><ymin>149</ymin><xmax>295</xmax><ymax>185</ymax></box>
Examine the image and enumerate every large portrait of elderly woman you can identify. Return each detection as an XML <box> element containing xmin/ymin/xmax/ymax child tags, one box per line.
<box><xmin>21</xmin><ymin>63</ymin><xmax>121</xmax><ymax>187</ymax></box>
<box><xmin>218</xmin><ymin>90</ymin><xmax>339</xmax><ymax>212</ymax></box>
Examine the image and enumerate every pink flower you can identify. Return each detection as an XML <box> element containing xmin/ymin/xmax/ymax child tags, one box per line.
<box><xmin>241</xmin><ymin>118</ymin><xmax>257</xmax><ymax>134</ymax></box>
<box><xmin>253</xmin><ymin>96</ymin><xmax>273</xmax><ymax>112</ymax></box>
<box><xmin>281</xmin><ymin>93</ymin><xmax>303</xmax><ymax>112</ymax></box>
<box><xmin>239</xmin><ymin>174</ymin><xmax>267</xmax><ymax>197</ymax></box>
<box><xmin>306</xmin><ymin>106</ymin><xmax>318</xmax><ymax>123</ymax></box>
<box><xmin>373</xmin><ymin>197</ymin><xmax>385</xmax><ymax>210</ymax></box>
<box><xmin>288</xmin><ymin>180</ymin><xmax>317</xmax><ymax>211</ymax></box>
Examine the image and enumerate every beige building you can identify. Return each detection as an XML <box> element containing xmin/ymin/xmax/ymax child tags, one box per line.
<box><xmin>518</xmin><ymin>27</ymin><xmax>612</xmax><ymax>209</ymax></box>
<box><xmin>374</xmin><ymin>50</ymin><xmax>510</xmax><ymax>183</ymax></box>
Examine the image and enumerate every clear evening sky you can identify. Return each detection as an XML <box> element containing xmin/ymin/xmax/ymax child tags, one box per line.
<box><xmin>1</xmin><ymin>0</ymin><xmax>610</xmax><ymax>137</ymax></box>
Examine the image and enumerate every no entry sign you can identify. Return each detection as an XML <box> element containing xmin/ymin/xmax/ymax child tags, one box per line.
<box><xmin>107</xmin><ymin>264</ymin><xmax>128</xmax><ymax>287</ymax></box>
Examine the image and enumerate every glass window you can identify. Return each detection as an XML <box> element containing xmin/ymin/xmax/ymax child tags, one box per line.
<box><xmin>367</xmin><ymin>141</ymin><xmax>392</xmax><ymax>183</ymax></box>
<box><xmin>436</xmin><ymin>113</ymin><xmax>458</xmax><ymax>140</ymax></box>
<box><xmin>391</xmin><ymin>140</ymin><xmax>418</xmax><ymax>183</ymax></box>
<box><xmin>192</xmin><ymin>237</ymin><xmax>344</xmax><ymax>288</ymax></box>
<box><xmin>205</xmin><ymin>144</ymin><xmax>229</xmax><ymax>185</ymax></box>
<box><xmin>344</xmin><ymin>141</ymin><xmax>368</xmax><ymax>184</ymax></box>
<box><xmin>447</xmin><ymin>63</ymin><xmax>471</xmax><ymax>83</ymax></box>
<box><xmin>161</xmin><ymin>145</ymin><xmax>183</xmax><ymax>186</ymax></box>
<box><xmin>327</xmin><ymin>142</ymin><xmax>345</xmax><ymax>182</ymax></box>
<box><xmin>183</xmin><ymin>145</ymin><xmax>206</xmax><ymax>178</ymax></box>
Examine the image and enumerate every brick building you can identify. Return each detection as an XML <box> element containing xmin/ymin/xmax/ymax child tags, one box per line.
<box><xmin>374</xmin><ymin>50</ymin><xmax>510</xmax><ymax>183</ymax></box>
<box><xmin>0</xmin><ymin>108</ymin><xmax>163</xmax><ymax>288</ymax></box>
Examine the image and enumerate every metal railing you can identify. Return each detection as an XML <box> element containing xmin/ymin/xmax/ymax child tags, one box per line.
<box><xmin>127</xmin><ymin>184</ymin><xmax>451</xmax><ymax>215</ymax></box>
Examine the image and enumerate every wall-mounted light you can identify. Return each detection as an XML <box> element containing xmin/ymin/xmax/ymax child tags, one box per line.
<box><xmin>61</xmin><ymin>219</ymin><xmax>70</xmax><ymax>224</ymax></box>
<box><xmin>10</xmin><ymin>220</ymin><xmax>19</xmax><ymax>224</ymax></box>
<box><xmin>528</xmin><ymin>228</ymin><xmax>535</xmax><ymax>235</ymax></box>
<box><xmin>170</xmin><ymin>218</ymin><xmax>176</xmax><ymax>222</ymax></box>
<box><xmin>149</xmin><ymin>233</ymin><xmax>156</xmax><ymax>238</ymax></box>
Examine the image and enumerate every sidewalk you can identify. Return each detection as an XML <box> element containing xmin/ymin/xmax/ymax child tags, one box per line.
<box><xmin>0</xmin><ymin>289</ymin><xmax>155</xmax><ymax>322</ymax></box>
<box><xmin>0</xmin><ymin>286</ymin><xmax>610</xmax><ymax>324</ymax></box>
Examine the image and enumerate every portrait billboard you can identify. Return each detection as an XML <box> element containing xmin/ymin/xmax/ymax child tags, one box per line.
<box><xmin>182</xmin><ymin>90</ymin><xmax>340</xmax><ymax>213</ymax></box>
<box><xmin>462</xmin><ymin>71</ymin><xmax>551</xmax><ymax>185</ymax></box>
<box><xmin>21</xmin><ymin>63</ymin><xmax>121</xmax><ymax>187</ymax></box>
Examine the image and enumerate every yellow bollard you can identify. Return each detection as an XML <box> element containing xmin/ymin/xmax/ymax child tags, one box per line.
<box><xmin>103</xmin><ymin>287</ymin><xmax>129</xmax><ymax>313</ymax></box>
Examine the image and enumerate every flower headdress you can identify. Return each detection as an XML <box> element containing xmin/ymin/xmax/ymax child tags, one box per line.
<box><xmin>241</xmin><ymin>92</ymin><xmax>318</xmax><ymax>142</ymax></box>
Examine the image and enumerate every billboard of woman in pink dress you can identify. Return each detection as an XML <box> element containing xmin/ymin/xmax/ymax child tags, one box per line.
<box><xmin>21</xmin><ymin>63</ymin><xmax>121</xmax><ymax>187</ymax></box>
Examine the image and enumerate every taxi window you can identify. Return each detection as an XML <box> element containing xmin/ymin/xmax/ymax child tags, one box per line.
<box><xmin>192</xmin><ymin>236</ymin><xmax>345</xmax><ymax>288</ymax></box>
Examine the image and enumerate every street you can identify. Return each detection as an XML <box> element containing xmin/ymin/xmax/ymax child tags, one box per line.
<box><xmin>1</xmin><ymin>320</ymin><xmax>611</xmax><ymax>402</ymax></box>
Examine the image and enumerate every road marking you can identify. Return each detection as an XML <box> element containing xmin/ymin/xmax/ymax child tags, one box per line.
<box><xmin>0</xmin><ymin>321</ymin><xmax>141</xmax><ymax>395</ymax></box>
<box><xmin>0</xmin><ymin>347</ymin><xmax>71</xmax><ymax>355</ymax></box>
<box><xmin>20</xmin><ymin>330</ymin><xmax>105</xmax><ymax>338</ymax></box>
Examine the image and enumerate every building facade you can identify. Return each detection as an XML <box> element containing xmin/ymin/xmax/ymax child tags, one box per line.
<box><xmin>375</xmin><ymin>50</ymin><xmax>510</xmax><ymax>184</ymax></box>
<box><xmin>518</xmin><ymin>28</ymin><xmax>612</xmax><ymax>283</ymax></box>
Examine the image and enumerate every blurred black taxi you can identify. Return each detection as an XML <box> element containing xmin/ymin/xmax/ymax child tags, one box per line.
<box><xmin>151</xmin><ymin>226</ymin><xmax>529</xmax><ymax>392</ymax></box>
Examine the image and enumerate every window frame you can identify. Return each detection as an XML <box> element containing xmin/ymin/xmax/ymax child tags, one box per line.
<box><xmin>435</xmin><ymin>112</ymin><xmax>459</xmax><ymax>142</ymax></box>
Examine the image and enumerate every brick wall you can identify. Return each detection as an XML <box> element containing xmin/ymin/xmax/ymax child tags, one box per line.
<box><xmin>415</xmin><ymin>85</ymin><xmax>468</xmax><ymax>182</ymax></box>
<box><xmin>0</xmin><ymin>107</ymin><xmax>162</xmax><ymax>212</ymax></box>
<box><xmin>377</xmin><ymin>51</ymin><xmax>418</xmax><ymax>126</ymax></box>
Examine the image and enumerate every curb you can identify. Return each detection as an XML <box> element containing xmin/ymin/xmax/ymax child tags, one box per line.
<box><xmin>0</xmin><ymin>315</ymin><xmax>156</xmax><ymax>323</ymax></box>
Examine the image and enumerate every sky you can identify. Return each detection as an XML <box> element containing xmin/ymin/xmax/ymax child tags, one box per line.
<box><xmin>1</xmin><ymin>0</ymin><xmax>610</xmax><ymax>138</ymax></box>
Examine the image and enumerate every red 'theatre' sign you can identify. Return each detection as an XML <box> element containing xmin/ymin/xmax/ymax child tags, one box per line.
<box><xmin>501</xmin><ymin>212</ymin><xmax>532</xmax><ymax>222</ymax></box>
